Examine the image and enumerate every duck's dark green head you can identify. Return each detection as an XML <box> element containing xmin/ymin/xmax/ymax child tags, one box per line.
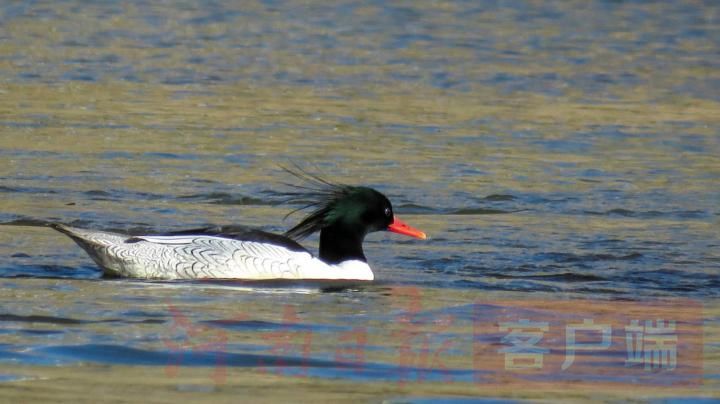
<box><xmin>283</xmin><ymin>174</ymin><xmax>426</xmax><ymax>242</ymax></box>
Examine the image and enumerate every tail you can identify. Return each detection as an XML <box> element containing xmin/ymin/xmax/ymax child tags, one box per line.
<box><xmin>1</xmin><ymin>218</ymin><xmax>55</xmax><ymax>228</ymax></box>
<box><xmin>2</xmin><ymin>219</ymin><xmax>130</xmax><ymax>276</ymax></box>
<box><xmin>47</xmin><ymin>223</ymin><xmax>90</xmax><ymax>241</ymax></box>
<box><xmin>1</xmin><ymin>219</ymin><xmax>99</xmax><ymax>244</ymax></box>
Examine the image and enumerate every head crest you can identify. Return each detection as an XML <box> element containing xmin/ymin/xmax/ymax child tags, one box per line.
<box><xmin>280</xmin><ymin>166</ymin><xmax>358</xmax><ymax>240</ymax></box>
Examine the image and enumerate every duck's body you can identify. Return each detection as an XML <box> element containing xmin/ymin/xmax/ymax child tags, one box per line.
<box><xmin>53</xmin><ymin>224</ymin><xmax>374</xmax><ymax>280</ymax></box>
<box><xmin>48</xmin><ymin>176</ymin><xmax>426</xmax><ymax>281</ymax></box>
<box><xmin>53</xmin><ymin>225</ymin><xmax>374</xmax><ymax>281</ymax></box>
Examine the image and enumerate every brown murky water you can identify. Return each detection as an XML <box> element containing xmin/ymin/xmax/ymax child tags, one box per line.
<box><xmin>1</xmin><ymin>0</ymin><xmax>719</xmax><ymax>402</ymax></box>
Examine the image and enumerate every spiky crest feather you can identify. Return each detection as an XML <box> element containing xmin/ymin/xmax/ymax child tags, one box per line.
<box><xmin>280</xmin><ymin>165</ymin><xmax>361</xmax><ymax>240</ymax></box>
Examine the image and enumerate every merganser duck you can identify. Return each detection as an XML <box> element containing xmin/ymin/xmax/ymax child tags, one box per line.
<box><xmin>49</xmin><ymin>176</ymin><xmax>426</xmax><ymax>281</ymax></box>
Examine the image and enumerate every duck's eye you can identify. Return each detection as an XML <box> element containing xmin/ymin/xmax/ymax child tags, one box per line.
<box><xmin>384</xmin><ymin>207</ymin><xmax>392</xmax><ymax>217</ymax></box>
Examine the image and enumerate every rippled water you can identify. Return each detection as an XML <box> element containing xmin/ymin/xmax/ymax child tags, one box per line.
<box><xmin>1</xmin><ymin>0</ymin><xmax>719</xmax><ymax>401</ymax></box>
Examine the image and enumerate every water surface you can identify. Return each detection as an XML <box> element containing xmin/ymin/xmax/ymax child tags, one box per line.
<box><xmin>0</xmin><ymin>0</ymin><xmax>719</xmax><ymax>401</ymax></box>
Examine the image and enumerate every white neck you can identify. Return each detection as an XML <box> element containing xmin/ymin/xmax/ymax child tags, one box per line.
<box><xmin>331</xmin><ymin>260</ymin><xmax>374</xmax><ymax>281</ymax></box>
<box><xmin>300</xmin><ymin>258</ymin><xmax>374</xmax><ymax>281</ymax></box>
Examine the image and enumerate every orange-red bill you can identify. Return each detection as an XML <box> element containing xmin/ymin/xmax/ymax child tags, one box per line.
<box><xmin>387</xmin><ymin>216</ymin><xmax>427</xmax><ymax>240</ymax></box>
